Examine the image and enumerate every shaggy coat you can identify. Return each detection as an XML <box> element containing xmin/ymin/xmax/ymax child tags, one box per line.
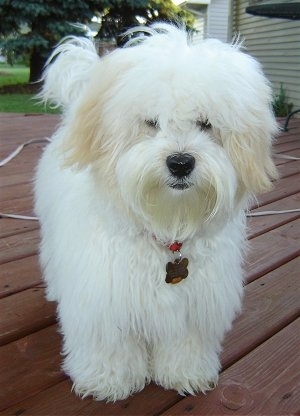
<box><xmin>35</xmin><ymin>24</ymin><xmax>278</xmax><ymax>401</ymax></box>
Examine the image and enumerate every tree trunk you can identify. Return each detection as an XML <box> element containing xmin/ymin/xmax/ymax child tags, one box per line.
<box><xmin>29</xmin><ymin>48</ymin><xmax>46</xmax><ymax>83</ymax></box>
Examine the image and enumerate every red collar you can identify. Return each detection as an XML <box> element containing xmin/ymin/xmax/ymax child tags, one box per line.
<box><xmin>168</xmin><ymin>241</ymin><xmax>183</xmax><ymax>253</ymax></box>
<box><xmin>152</xmin><ymin>235</ymin><xmax>183</xmax><ymax>252</ymax></box>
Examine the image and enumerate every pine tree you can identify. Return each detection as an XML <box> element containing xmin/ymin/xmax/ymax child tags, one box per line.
<box><xmin>0</xmin><ymin>0</ymin><xmax>105</xmax><ymax>82</ymax></box>
<box><xmin>0</xmin><ymin>0</ymin><xmax>194</xmax><ymax>83</ymax></box>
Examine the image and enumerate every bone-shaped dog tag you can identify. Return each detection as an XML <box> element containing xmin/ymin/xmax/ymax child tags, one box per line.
<box><xmin>165</xmin><ymin>258</ymin><xmax>189</xmax><ymax>284</ymax></box>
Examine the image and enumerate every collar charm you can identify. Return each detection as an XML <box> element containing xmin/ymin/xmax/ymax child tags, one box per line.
<box><xmin>165</xmin><ymin>241</ymin><xmax>189</xmax><ymax>284</ymax></box>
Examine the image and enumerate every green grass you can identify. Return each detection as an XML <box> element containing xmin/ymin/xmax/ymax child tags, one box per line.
<box><xmin>0</xmin><ymin>63</ymin><xmax>29</xmax><ymax>87</ymax></box>
<box><xmin>0</xmin><ymin>63</ymin><xmax>59</xmax><ymax>114</ymax></box>
<box><xmin>0</xmin><ymin>93</ymin><xmax>59</xmax><ymax>113</ymax></box>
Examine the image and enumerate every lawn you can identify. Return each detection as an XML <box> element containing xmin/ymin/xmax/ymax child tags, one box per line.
<box><xmin>0</xmin><ymin>93</ymin><xmax>56</xmax><ymax>113</ymax></box>
<box><xmin>0</xmin><ymin>63</ymin><xmax>59</xmax><ymax>114</ymax></box>
<box><xmin>0</xmin><ymin>63</ymin><xmax>29</xmax><ymax>87</ymax></box>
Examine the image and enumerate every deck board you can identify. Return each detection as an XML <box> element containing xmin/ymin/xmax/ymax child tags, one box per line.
<box><xmin>0</xmin><ymin>255</ymin><xmax>41</xmax><ymax>298</ymax></box>
<box><xmin>161</xmin><ymin>319</ymin><xmax>300</xmax><ymax>415</ymax></box>
<box><xmin>0</xmin><ymin>113</ymin><xmax>299</xmax><ymax>415</ymax></box>
<box><xmin>0</xmin><ymin>325</ymin><xmax>64</xmax><ymax>411</ymax></box>
<box><xmin>0</xmin><ymin>287</ymin><xmax>56</xmax><ymax>345</ymax></box>
<box><xmin>0</xmin><ymin>229</ymin><xmax>40</xmax><ymax>264</ymax></box>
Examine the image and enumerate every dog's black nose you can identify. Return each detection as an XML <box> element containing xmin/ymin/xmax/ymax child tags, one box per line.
<box><xmin>166</xmin><ymin>153</ymin><xmax>195</xmax><ymax>178</ymax></box>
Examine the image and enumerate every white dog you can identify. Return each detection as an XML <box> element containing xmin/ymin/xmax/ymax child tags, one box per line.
<box><xmin>35</xmin><ymin>24</ymin><xmax>278</xmax><ymax>401</ymax></box>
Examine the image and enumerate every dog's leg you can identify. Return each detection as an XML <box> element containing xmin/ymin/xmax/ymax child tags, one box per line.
<box><xmin>60</xmin><ymin>321</ymin><xmax>149</xmax><ymax>401</ymax></box>
<box><xmin>151</xmin><ymin>332</ymin><xmax>220</xmax><ymax>395</ymax></box>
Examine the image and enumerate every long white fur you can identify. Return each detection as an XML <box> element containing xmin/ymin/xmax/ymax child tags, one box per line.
<box><xmin>38</xmin><ymin>36</ymin><xmax>99</xmax><ymax>108</ymax></box>
<box><xmin>35</xmin><ymin>24</ymin><xmax>278</xmax><ymax>401</ymax></box>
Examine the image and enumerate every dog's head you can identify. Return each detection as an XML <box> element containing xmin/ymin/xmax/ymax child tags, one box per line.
<box><xmin>40</xmin><ymin>24</ymin><xmax>278</xmax><ymax>241</ymax></box>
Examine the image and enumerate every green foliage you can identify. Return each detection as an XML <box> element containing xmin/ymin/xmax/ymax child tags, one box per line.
<box><xmin>98</xmin><ymin>0</ymin><xmax>195</xmax><ymax>44</ymax></box>
<box><xmin>273</xmin><ymin>83</ymin><xmax>293</xmax><ymax>117</ymax></box>
<box><xmin>0</xmin><ymin>0</ymin><xmax>103</xmax><ymax>80</ymax></box>
<box><xmin>0</xmin><ymin>0</ymin><xmax>195</xmax><ymax>81</ymax></box>
<box><xmin>0</xmin><ymin>1</ymin><xmax>101</xmax><ymax>57</ymax></box>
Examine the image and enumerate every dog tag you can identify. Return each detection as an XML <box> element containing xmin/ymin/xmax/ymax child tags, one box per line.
<box><xmin>166</xmin><ymin>258</ymin><xmax>189</xmax><ymax>284</ymax></box>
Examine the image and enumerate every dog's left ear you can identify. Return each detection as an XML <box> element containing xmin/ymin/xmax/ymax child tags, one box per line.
<box><xmin>223</xmin><ymin>122</ymin><xmax>278</xmax><ymax>195</ymax></box>
<box><xmin>220</xmin><ymin>54</ymin><xmax>279</xmax><ymax>195</ymax></box>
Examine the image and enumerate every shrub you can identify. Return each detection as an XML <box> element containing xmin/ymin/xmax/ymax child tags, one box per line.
<box><xmin>273</xmin><ymin>83</ymin><xmax>293</xmax><ymax>117</ymax></box>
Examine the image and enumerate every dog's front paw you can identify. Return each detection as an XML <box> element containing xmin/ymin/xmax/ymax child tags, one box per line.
<box><xmin>152</xmin><ymin>337</ymin><xmax>220</xmax><ymax>396</ymax></box>
<box><xmin>65</xmin><ymin>338</ymin><xmax>150</xmax><ymax>401</ymax></box>
<box><xmin>72</xmin><ymin>375</ymin><xmax>147</xmax><ymax>402</ymax></box>
<box><xmin>171</xmin><ymin>375</ymin><xmax>219</xmax><ymax>396</ymax></box>
<box><xmin>156</xmin><ymin>372</ymin><xmax>219</xmax><ymax>396</ymax></box>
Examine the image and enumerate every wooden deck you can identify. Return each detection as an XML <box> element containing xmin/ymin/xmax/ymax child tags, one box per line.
<box><xmin>0</xmin><ymin>113</ymin><xmax>299</xmax><ymax>415</ymax></box>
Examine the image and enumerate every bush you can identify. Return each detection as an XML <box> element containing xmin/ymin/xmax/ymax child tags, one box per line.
<box><xmin>273</xmin><ymin>83</ymin><xmax>293</xmax><ymax>117</ymax></box>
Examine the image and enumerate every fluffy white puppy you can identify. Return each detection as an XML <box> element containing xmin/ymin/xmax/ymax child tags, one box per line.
<box><xmin>35</xmin><ymin>24</ymin><xmax>278</xmax><ymax>401</ymax></box>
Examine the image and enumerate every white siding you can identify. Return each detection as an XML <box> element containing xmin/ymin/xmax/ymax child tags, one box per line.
<box><xmin>192</xmin><ymin>11</ymin><xmax>208</xmax><ymax>43</ymax></box>
<box><xmin>233</xmin><ymin>0</ymin><xmax>300</xmax><ymax>109</ymax></box>
<box><xmin>207</xmin><ymin>0</ymin><xmax>231</xmax><ymax>42</ymax></box>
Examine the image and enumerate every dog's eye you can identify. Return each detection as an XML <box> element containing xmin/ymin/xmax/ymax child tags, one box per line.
<box><xmin>145</xmin><ymin>119</ymin><xmax>159</xmax><ymax>129</ymax></box>
<box><xmin>196</xmin><ymin>119</ymin><xmax>212</xmax><ymax>130</ymax></box>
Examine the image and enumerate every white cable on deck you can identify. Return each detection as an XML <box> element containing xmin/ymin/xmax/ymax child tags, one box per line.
<box><xmin>274</xmin><ymin>153</ymin><xmax>300</xmax><ymax>161</ymax></box>
<box><xmin>0</xmin><ymin>137</ymin><xmax>51</xmax><ymax>167</ymax></box>
<box><xmin>1</xmin><ymin>210</ymin><xmax>299</xmax><ymax>221</ymax></box>
<box><xmin>247</xmin><ymin>209</ymin><xmax>300</xmax><ymax>217</ymax></box>
<box><xmin>0</xmin><ymin>213</ymin><xmax>39</xmax><ymax>221</ymax></box>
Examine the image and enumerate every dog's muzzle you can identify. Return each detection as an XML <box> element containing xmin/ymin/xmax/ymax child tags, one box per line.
<box><xmin>166</xmin><ymin>153</ymin><xmax>195</xmax><ymax>190</ymax></box>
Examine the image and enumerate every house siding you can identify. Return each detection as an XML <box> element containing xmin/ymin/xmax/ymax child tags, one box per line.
<box><xmin>192</xmin><ymin>10</ymin><xmax>207</xmax><ymax>43</ymax></box>
<box><xmin>207</xmin><ymin>0</ymin><xmax>232</xmax><ymax>42</ymax></box>
<box><xmin>233</xmin><ymin>0</ymin><xmax>300</xmax><ymax>109</ymax></box>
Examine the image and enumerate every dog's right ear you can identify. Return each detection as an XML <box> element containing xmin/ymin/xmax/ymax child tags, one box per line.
<box><xmin>38</xmin><ymin>37</ymin><xmax>100</xmax><ymax>109</ymax></box>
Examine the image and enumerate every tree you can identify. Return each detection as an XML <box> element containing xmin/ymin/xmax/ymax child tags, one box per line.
<box><xmin>0</xmin><ymin>0</ymin><xmax>194</xmax><ymax>83</ymax></box>
<box><xmin>98</xmin><ymin>0</ymin><xmax>195</xmax><ymax>45</ymax></box>
<box><xmin>0</xmin><ymin>0</ymin><xmax>107</xmax><ymax>82</ymax></box>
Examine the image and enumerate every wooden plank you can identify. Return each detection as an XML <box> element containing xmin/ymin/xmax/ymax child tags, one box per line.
<box><xmin>161</xmin><ymin>319</ymin><xmax>300</xmax><ymax>415</ymax></box>
<box><xmin>274</xmin><ymin>139</ymin><xmax>300</xmax><ymax>153</ymax></box>
<box><xmin>0</xmin><ymin>287</ymin><xmax>56</xmax><ymax>345</ymax></box>
<box><xmin>274</xmin><ymin>149</ymin><xmax>300</xmax><ymax>166</ymax></box>
<box><xmin>0</xmin><ymin>325</ymin><xmax>64</xmax><ymax>411</ymax></box>
<box><xmin>247</xmin><ymin>192</ymin><xmax>300</xmax><ymax>239</ymax></box>
<box><xmin>0</xmin><ymin>183</ymin><xmax>33</xmax><ymax>202</ymax></box>
<box><xmin>246</xmin><ymin>219</ymin><xmax>300</xmax><ymax>283</ymax></box>
<box><xmin>277</xmin><ymin>160</ymin><xmax>300</xmax><ymax>178</ymax></box>
<box><xmin>276</xmin><ymin>137</ymin><xmax>300</xmax><ymax>147</ymax></box>
<box><xmin>253</xmin><ymin>173</ymin><xmax>300</xmax><ymax>208</ymax></box>
<box><xmin>2</xmin><ymin>380</ymin><xmax>96</xmax><ymax>416</ymax></box>
<box><xmin>274</xmin><ymin>131</ymin><xmax>300</xmax><ymax>144</ymax></box>
<box><xmin>0</xmin><ymin>195</ymin><xmax>34</xmax><ymax>215</ymax></box>
<box><xmin>2</xmin><ymin>380</ymin><xmax>179</xmax><ymax>416</ymax></box>
<box><xmin>0</xmin><ymin>114</ymin><xmax>59</xmax><ymax>145</ymax></box>
<box><xmin>0</xmin><ymin>142</ymin><xmax>46</xmax><ymax>160</ymax></box>
<box><xmin>276</xmin><ymin>131</ymin><xmax>300</xmax><ymax>142</ymax></box>
<box><xmin>0</xmin><ymin>229</ymin><xmax>39</xmax><ymax>264</ymax></box>
<box><xmin>0</xmin><ymin>255</ymin><xmax>42</xmax><ymax>298</ymax></box>
<box><xmin>222</xmin><ymin>257</ymin><xmax>300</xmax><ymax>368</ymax></box>
<box><xmin>0</xmin><ymin>159</ymin><xmax>40</xmax><ymax>179</ymax></box>
<box><xmin>0</xmin><ymin>217</ymin><xmax>38</xmax><ymax>239</ymax></box>
<box><xmin>0</xmin><ymin>172</ymin><xmax>35</xmax><ymax>188</ymax></box>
